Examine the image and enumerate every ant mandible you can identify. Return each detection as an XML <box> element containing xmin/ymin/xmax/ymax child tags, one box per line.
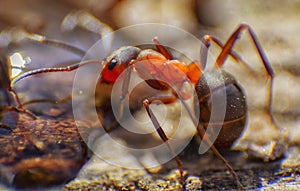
<box><xmin>11</xmin><ymin>23</ymin><xmax>278</xmax><ymax>189</ymax></box>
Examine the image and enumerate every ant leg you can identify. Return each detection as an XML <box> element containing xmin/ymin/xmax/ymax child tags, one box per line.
<box><xmin>12</xmin><ymin>59</ymin><xmax>102</xmax><ymax>85</ymax></box>
<box><xmin>9</xmin><ymin>60</ymin><xmax>101</xmax><ymax>118</ymax></box>
<box><xmin>0</xmin><ymin>28</ymin><xmax>86</xmax><ymax>57</ymax></box>
<box><xmin>0</xmin><ymin>123</ymin><xmax>13</xmax><ymax>133</ymax></box>
<box><xmin>152</xmin><ymin>37</ymin><xmax>173</xmax><ymax>60</ymax></box>
<box><xmin>214</xmin><ymin>24</ymin><xmax>276</xmax><ymax>127</ymax></box>
<box><xmin>7</xmin><ymin>88</ymin><xmax>22</xmax><ymax>108</ymax></box>
<box><xmin>116</xmin><ymin>61</ymin><xmax>184</xmax><ymax>179</ymax></box>
<box><xmin>21</xmin><ymin>95</ymin><xmax>72</xmax><ymax>107</ymax></box>
<box><xmin>201</xmin><ymin>34</ymin><xmax>255</xmax><ymax>74</ymax></box>
<box><xmin>61</xmin><ymin>10</ymin><xmax>113</xmax><ymax>36</ymax></box>
<box><xmin>215</xmin><ymin>24</ymin><xmax>271</xmax><ymax>71</ymax></box>
<box><xmin>176</xmin><ymin>93</ymin><xmax>243</xmax><ymax>189</ymax></box>
<box><xmin>118</xmin><ymin>58</ymin><xmax>169</xmax><ymax>119</ymax></box>
<box><xmin>118</xmin><ymin>63</ymin><xmax>134</xmax><ymax>120</ymax></box>
<box><xmin>61</xmin><ymin>11</ymin><xmax>113</xmax><ymax>52</ymax></box>
<box><xmin>5</xmin><ymin>88</ymin><xmax>36</xmax><ymax>119</ymax></box>
<box><xmin>20</xmin><ymin>95</ymin><xmax>72</xmax><ymax>118</ymax></box>
<box><xmin>10</xmin><ymin>60</ymin><xmax>100</xmax><ymax>116</ymax></box>
<box><xmin>2</xmin><ymin>12</ymin><xmax>112</xmax><ymax>56</ymax></box>
<box><xmin>143</xmin><ymin>95</ymin><xmax>184</xmax><ymax>182</ymax></box>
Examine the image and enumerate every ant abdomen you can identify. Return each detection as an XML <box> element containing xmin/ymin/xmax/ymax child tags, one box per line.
<box><xmin>195</xmin><ymin>70</ymin><xmax>247</xmax><ymax>148</ymax></box>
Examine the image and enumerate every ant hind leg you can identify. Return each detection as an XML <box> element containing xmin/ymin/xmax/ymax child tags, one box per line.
<box><xmin>213</xmin><ymin>24</ymin><xmax>277</xmax><ymax>130</ymax></box>
<box><xmin>200</xmin><ymin>24</ymin><xmax>277</xmax><ymax>131</ymax></box>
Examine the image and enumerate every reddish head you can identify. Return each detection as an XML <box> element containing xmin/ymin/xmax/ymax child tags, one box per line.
<box><xmin>101</xmin><ymin>46</ymin><xmax>141</xmax><ymax>83</ymax></box>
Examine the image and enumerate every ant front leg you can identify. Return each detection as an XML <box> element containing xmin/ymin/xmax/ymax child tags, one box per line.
<box><xmin>118</xmin><ymin>65</ymin><xmax>185</xmax><ymax>182</ymax></box>
<box><xmin>152</xmin><ymin>37</ymin><xmax>173</xmax><ymax>60</ymax></box>
<box><xmin>117</xmin><ymin>62</ymin><xmax>135</xmax><ymax>121</ymax></box>
<box><xmin>142</xmin><ymin>95</ymin><xmax>184</xmax><ymax>182</ymax></box>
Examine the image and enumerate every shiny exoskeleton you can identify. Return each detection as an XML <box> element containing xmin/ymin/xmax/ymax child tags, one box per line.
<box><xmin>195</xmin><ymin>69</ymin><xmax>247</xmax><ymax>149</ymax></box>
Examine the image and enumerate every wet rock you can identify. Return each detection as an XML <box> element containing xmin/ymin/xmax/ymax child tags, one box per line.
<box><xmin>0</xmin><ymin>111</ymin><xmax>89</xmax><ymax>189</ymax></box>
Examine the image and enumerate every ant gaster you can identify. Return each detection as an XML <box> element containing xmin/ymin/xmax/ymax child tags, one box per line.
<box><xmin>12</xmin><ymin>24</ymin><xmax>279</xmax><ymax>189</ymax></box>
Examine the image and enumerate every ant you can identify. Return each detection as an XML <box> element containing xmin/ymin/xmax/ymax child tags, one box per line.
<box><xmin>0</xmin><ymin>51</ymin><xmax>37</xmax><ymax>134</ymax></box>
<box><xmin>0</xmin><ymin>24</ymin><xmax>92</xmax><ymax>132</ymax></box>
<box><xmin>0</xmin><ymin>10</ymin><xmax>114</xmax><ymax>123</ymax></box>
<box><xmin>0</xmin><ymin>54</ymin><xmax>89</xmax><ymax>189</ymax></box>
<box><xmin>10</xmin><ymin>23</ymin><xmax>279</xmax><ymax>190</ymax></box>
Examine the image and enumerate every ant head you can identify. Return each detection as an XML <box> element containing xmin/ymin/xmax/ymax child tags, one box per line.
<box><xmin>101</xmin><ymin>46</ymin><xmax>141</xmax><ymax>83</ymax></box>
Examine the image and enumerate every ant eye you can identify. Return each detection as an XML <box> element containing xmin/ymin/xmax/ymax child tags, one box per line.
<box><xmin>108</xmin><ymin>58</ymin><xmax>118</xmax><ymax>70</ymax></box>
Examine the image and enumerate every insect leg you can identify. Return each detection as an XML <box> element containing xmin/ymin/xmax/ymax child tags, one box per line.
<box><xmin>1</xmin><ymin>84</ymin><xmax>35</xmax><ymax>119</ymax></box>
<box><xmin>143</xmin><ymin>95</ymin><xmax>184</xmax><ymax>182</ymax></box>
<box><xmin>117</xmin><ymin>63</ymin><xmax>134</xmax><ymax>120</ymax></box>
<box><xmin>21</xmin><ymin>95</ymin><xmax>72</xmax><ymax>107</ymax></box>
<box><xmin>152</xmin><ymin>37</ymin><xmax>173</xmax><ymax>60</ymax></box>
<box><xmin>10</xmin><ymin>60</ymin><xmax>101</xmax><ymax>118</ymax></box>
<box><xmin>215</xmin><ymin>24</ymin><xmax>272</xmax><ymax>74</ymax></box>
<box><xmin>201</xmin><ymin>34</ymin><xmax>254</xmax><ymax>73</ymax></box>
<box><xmin>0</xmin><ymin>123</ymin><xmax>13</xmax><ymax>133</ymax></box>
<box><xmin>214</xmin><ymin>24</ymin><xmax>276</xmax><ymax>128</ymax></box>
<box><xmin>177</xmin><ymin>92</ymin><xmax>244</xmax><ymax>189</ymax></box>
<box><xmin>0</xmin><ymin>28</ymin><xmax>86</xmax><ymax>57</ymax></box>
<box><xmin>61</xmin><ymin>10</ymin><xmax>113</xmax><ymax>37</ymax></box>
<box><xmin>61</xmin><ymin>11</ymin><xmax>113</xmax><ymax>53</ymax></box>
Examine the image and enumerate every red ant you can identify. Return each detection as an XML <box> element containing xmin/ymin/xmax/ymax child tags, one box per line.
<box><xmin>11</xmin><ymin>24</ymin><xmax>278</xmax><ymax>189</ymax></box>
<box><xmin>0</xmin><ymin>52</ymin><xmax>37</xmax><ymax>134</ymax></box>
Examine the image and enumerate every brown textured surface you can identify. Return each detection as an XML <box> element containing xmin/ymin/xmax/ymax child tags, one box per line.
<box><xmin>0</xmin><ymin>110</ymin><xmax>88</xmax><ymax>189</ymax></box>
